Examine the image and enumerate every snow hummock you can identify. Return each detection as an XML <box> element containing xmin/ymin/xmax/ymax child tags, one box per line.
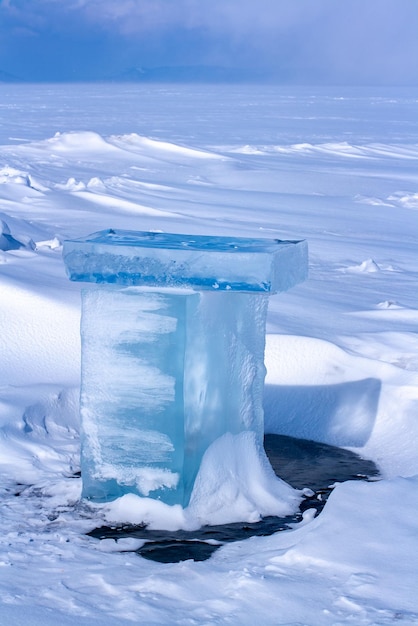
<box><xmin>346</xmin><ymin>258</ymin><xmax>381</xmax><ymax>273</ymax></box>
<box><xmin>187</xmin><ymin>432</ymin><xmax>301</xmax><ymax>525</ymax></box>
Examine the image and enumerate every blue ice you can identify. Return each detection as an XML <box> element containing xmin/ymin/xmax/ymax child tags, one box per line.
<box><xmin>63</xmin><ymin>230</ymin><xmax>308</xmax><ymax>506</ymax></box>
<box><xmin>63</xmin><ymin>229</ymin><xmax>308</xmax><ymax>293</ymax></box>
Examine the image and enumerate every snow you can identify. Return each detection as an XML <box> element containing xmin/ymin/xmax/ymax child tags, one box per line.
<box><xmin>187</xmin><ymin>431</ymin><xmax>300</xmax><ymax>525</ymax></box>
<box><xmin>0</xmin><ymin>83</ymin><xmax>417</xmax><ymax>624</ymax></box>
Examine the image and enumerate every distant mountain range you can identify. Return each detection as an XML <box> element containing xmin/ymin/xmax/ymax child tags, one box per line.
<box><xmin>0</xmin><ymin>70</ymin><xmax>23</xmax><ymax>82</ymax></box>
<box><xmin>0</xmin><ymin>65</ymin><xmax>273</xmax><ymax>84</ymax></box>
<box><xmin>110</xmin><ymin>66</ymin><xmax>270</xmax><ymax>83</ymax></box>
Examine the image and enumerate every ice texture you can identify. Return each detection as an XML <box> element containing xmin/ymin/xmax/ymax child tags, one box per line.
<box><xmin>63</xmin><ymin>229</ymin><xmax>308</xmax><ymax>506</ymax></box>
<box><xmin>79</xmin><ymin>286</ymin><xmax>268</xmax><ymax>505</ymax></box>
<box><xmin>63</xmin><ymin>229</ymin><xmax>308</xmax><ymax>293</ymax></box>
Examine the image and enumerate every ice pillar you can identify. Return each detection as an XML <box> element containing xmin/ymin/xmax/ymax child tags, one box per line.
<box><xmin>63</xmin><ymin>230</ymin><xmax>308</xmax><ymax>506</ymax></box>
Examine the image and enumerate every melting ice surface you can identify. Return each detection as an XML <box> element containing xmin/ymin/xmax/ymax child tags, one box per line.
<box><xmin>63</xmin><ymin>229</ymin><xmax>308</xmax><ymax>508</ymax></box>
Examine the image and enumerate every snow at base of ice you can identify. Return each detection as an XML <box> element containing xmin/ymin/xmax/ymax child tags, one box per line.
<box><xmin>100</xmin><ymin>432</ymin><xmax>301</xmax><ymax>530</ymax></box>
<box><xmin>187</xmin><ymin>431</ymin><xmax>301</xmax><ymax>525</ymax></box>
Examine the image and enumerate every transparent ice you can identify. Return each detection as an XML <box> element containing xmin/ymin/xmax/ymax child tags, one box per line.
<box><xmin>63</xmin><ymin>229</ymin><xmax>308</xmax><ymax>293</ymax></box>
<box><xmin>63</xmin><ymin>229</ymin><xmax>308</xmax><ymax>506</ymax></box>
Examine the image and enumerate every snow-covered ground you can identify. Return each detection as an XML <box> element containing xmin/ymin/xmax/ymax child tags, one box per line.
<box><xmin>0</xmin><ymin>83</ymin><xmax>417</xmax><ymax>625</ymax></box>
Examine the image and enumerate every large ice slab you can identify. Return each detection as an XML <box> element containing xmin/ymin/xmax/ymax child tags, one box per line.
<box><xmin>63</xmin><ymin>229</ymin><xmax>308</xmax><ymax>293</ymax></box>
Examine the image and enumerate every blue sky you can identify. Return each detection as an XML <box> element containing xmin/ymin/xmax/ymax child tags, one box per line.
<box><xmin>1</xmin><ymin>0</ymin><xmax>417</xmax><ymax>83</ymax></box>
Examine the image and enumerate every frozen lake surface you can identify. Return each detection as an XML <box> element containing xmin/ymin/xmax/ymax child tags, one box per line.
<box><xmin>1</xmin><ymin>83</ymin><xmax>417</xmax><ymax>146</ymax></box>
<box><xmin>0</xmin><ymin>83</ymin><xmax>417</xmax><ymax>625</ymax></box>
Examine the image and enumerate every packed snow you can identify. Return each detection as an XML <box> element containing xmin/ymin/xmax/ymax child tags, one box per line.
<box><xmin>0</xmin><ymin>83</ymin><xmax>417</xmax><ymax>625</ymax></box>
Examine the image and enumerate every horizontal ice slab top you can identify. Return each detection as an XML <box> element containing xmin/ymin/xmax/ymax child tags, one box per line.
<box><xmin>63</xmin><ymin>229</ymin><xmax>308</xmax><ymax>293</ymax></box>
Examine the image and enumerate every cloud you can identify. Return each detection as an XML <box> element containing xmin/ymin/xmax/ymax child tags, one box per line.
<box><xmin>1</xmin><ymin>0</ymin><xmax>417</xmax><ymax>83</ymax></box>
<box><xmin>0</xmin><ymin>0</ymin><xmax>404</xmax><ymax>39</ymax></box>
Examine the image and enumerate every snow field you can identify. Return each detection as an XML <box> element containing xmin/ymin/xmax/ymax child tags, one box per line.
<box><xmin>0</xmin><ymin>84</ymin><xmax>417</xmax><ymax>624</ymax></box>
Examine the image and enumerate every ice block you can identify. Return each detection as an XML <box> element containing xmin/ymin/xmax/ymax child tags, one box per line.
<box><xmin>63</xmin><ymin>229</ymin><xmax>308</xmax><ymax>506</ymax></box>
<box><xmin>63</xmin><ymin>229</ymin><xmax>308</xmax><ymax>293</ymax></box>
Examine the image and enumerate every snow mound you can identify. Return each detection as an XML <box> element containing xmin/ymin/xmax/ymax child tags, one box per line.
<box><xmin>388</xmin><ymin>191</ymin><xmax>418</xmax><ymax>209</ymax></box>
<box><xmin>0</xmin><ymin>166</ymin><xmax>47</xmax><ymax>191</ymax></box>
<box><xmin>109</xmin><ymin>133</ymin><xmax>223</xmax><ymax>160</ymax></box>
<box><xmin>346</xmin><ymin>258</ymin><xmax>381</xmax><ymax>273</ymax></box>
<box><xmin>55</xmin><ymin>177</ymin><xmax>87</xmax><ymax>192</ymax></box>
<box><xmin>101</xmin><ymin>495</ymin><xmax>189</xmax><ymax>531</ymax></box>
<box><xmin>376</xmin><ymin>300</ymin><xmax>402</xmax><ymax>309</ymax></box>
<box><xmin>223</xmin><ymin>141</ymin><xmax>418</xmax><ymax>162</ymax></box>
<box><xmin>46</xmin><ymin>131</ymin><xmax>119</xmax><ymax>153</ymax></box>
<box><xmin>35</xmin><ymin>236</ymin><xmax>62</xmax><ymax>251</ymax></box>
<box><xmin>228</xmin><ymin>145</ymin><xmax>266</xmax><ymax>155</ymax></box>
<box><xmin>272</xmin><ymin>476</ymin><xmax>418</xmax><ymax>614</ymax></box>
<box><xmin>0</xmin><ymin>385</ymin><xmax>80</xmax><ymax>485</ymax></box>
<box><xmin>21</xmin><ymin>387</ymin><xmax>80</xmax><ymax>440</ymax></box>
<box><xmin>188</xmin><ymin>432</ymin><xmax>301</xmax><ymax>525</ymax></box>
<box><xmin>264</xmin><ymin>334</ymin><xmax>418</xmax><ymax>478</ymax></box>
<box><xmin>354</xmin><ymin>194</ymin><xmax>395</xmax><ymax>207</ymax></box>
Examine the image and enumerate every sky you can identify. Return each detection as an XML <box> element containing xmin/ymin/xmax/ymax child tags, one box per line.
<box><xmin>0</xmin><ymin>0</ymin><xmax>417</xmax><ymax>83</ymax></box>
